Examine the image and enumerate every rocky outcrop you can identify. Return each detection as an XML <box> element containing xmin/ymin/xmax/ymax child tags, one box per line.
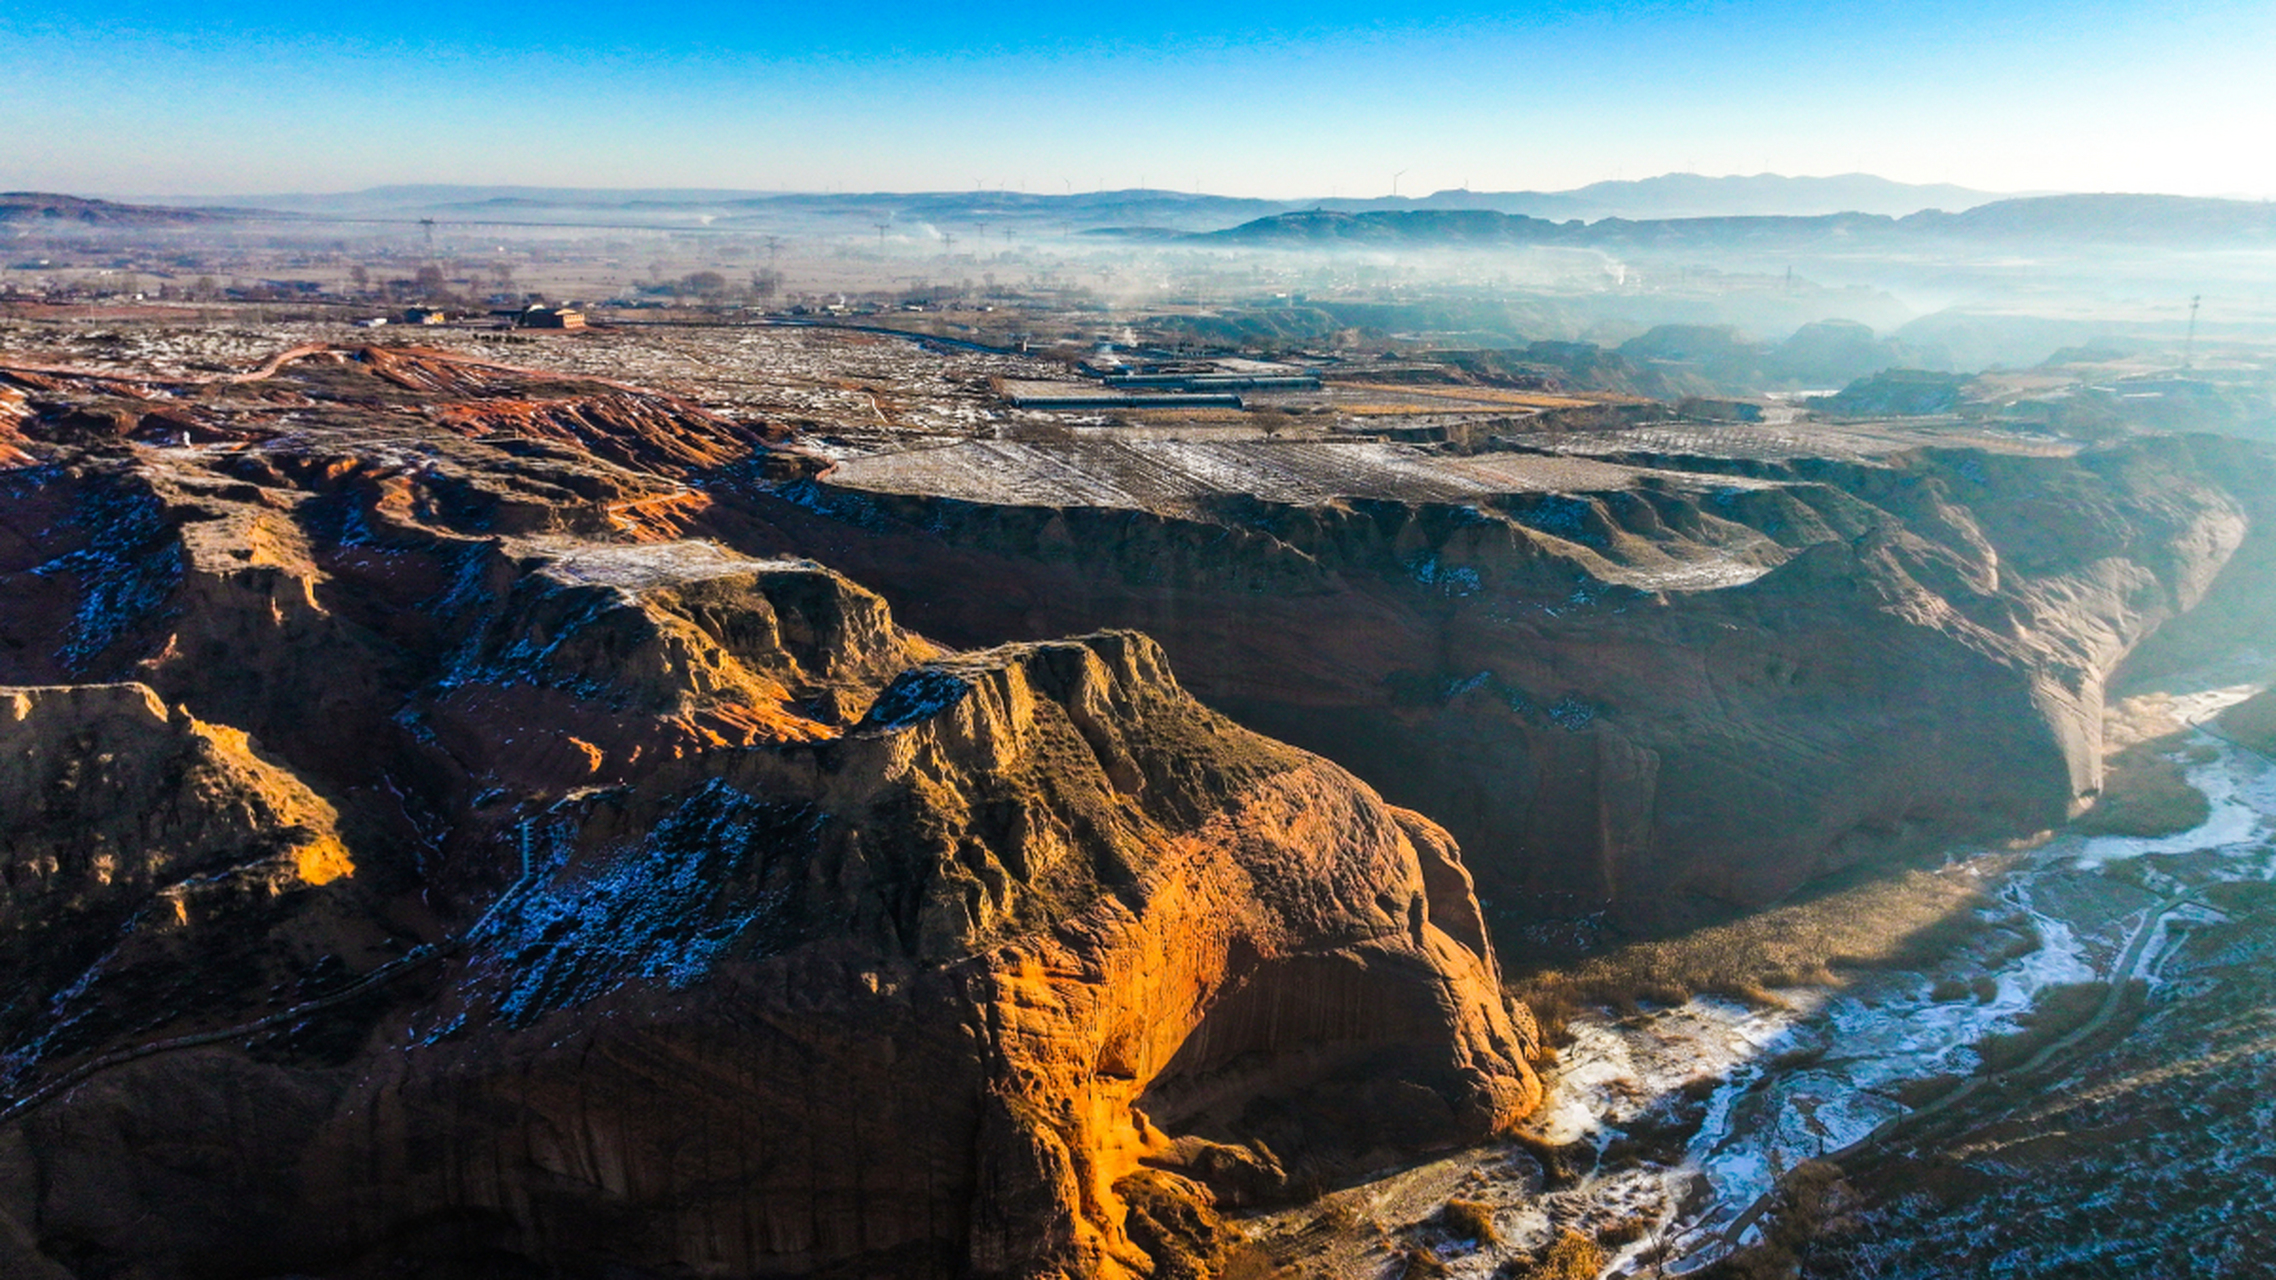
<box><xmin>258</xmin><ymin>631</ymin><xmax>1532</xmax><ymax>1279</ymax></box>
<box><xmin>0</xmin><ymin>348</ymin><xmax>1539</xmax><ymax>1279</ymax></box>
<box><xmin>0</xmin><ymin>683</ymin><xmax>357</xmax><ymax>1059</ymax></box>
<box><xmin>0</xmin><ymin>378</ymin><xmax>33</xmax><ymax>467</ymax></box>
<box><xmin>6</xmin><ymin>335</ymin><xmax>2268</xmax><ymax>1276</ymax></box>
<box><xmin>719</xmin><ymin>434</ymin><xmax>2263</xmax><ymax>931</ymax></box>
<box><xmin>425</xmin><ymin>539</ymin><xmax>935</xmax><ymax>786</ymax></box>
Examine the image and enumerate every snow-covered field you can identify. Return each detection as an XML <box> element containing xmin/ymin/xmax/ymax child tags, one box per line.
<box><xmin>830</xmin><ymin>437</ymin><xmax>1675</xmax><ymax>509</ymax></box>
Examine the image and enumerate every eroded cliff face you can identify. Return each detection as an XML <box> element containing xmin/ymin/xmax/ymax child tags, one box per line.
<box><xmin>714</xmin><ymin>434</ymin><xmax>2263</xmax><ymax>931</ymax></box>
<box><xmin>0</xmin><ymin>347</ymin><xmax>1537</xmax><ymax>1279</ymax></box>
<box><xmin>0</xmin><ymin>683</ymin><xmax>360</xmax><ymax>1065</ymax></box>
<box><xmin>294</xmin><ymin>632</ymin><xmax>1534</xmax><ymax>1278</ymax></box>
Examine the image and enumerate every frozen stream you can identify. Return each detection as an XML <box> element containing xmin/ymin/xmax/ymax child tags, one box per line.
<box><xmin>1530</xmin><ymin>688</ymin><xmax>2276</xmax><ymax>1277</ymax></box>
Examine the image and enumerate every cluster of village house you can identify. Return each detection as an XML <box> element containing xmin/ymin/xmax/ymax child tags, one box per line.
<box><xmin>367</xmin><ymin>303</ymin><xmax>585</xmax><ymax>330</ymax></box>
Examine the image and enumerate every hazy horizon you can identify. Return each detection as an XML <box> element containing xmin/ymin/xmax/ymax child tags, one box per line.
<box><xmin>73</xmin><ymin>172</ymin><xmax>2027</xmax><ymax>207</ymax></box>
<box><xmin>7</xmin><ymin>0</ymin><xmax>2273</xmax><ymax>201</ymax></box>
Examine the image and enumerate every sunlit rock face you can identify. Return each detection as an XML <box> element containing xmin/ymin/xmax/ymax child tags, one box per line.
<box><xmin>299</xmin><ymin>631</ymin><xmax>1536</xmax><ymax>1278</ymax></box>
<box><xmin>0</xmin><ymin>346</ymin><xmax>1536</xmax><ymax>1279</ymax></box>
<box><xmin>726</xmin><ymin>432</ymin><xmax>2268</xmax><ymax>931</ymax></box>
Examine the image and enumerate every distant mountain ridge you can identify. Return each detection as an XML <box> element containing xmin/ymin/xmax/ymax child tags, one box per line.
<box><xmin>1192</xmin><ymin>194</ymin><xmax>2276</xmax><ymax>249</ymax></box>
<box><xmin>1310</xmin><ymin>172</ymin><xmax>2008</xmax><ymax>219</ymax></box>
<box><xmin>26</xmin><ymin>184</ymin><xmax>2265</xmax><ymax>253</ymax></box>
<box><xmin>127</xmin><ymin>173</ymin><xmax>2012</xmax><ymax>230</ymax></box>
<box><xmin>0</xmin><ymin>192</ymin><xmax>228</xmax><ymax>226</ymax></box>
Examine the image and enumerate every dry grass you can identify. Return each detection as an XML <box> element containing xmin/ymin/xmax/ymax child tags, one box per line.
<box><xmin>2219</xmin><ymin>687</ymin><xmax>2276</xmax><ymax>757</ymax></box>
<box><xmin>1974</xmin><ymin>981</ymin><xmax>2110</xmax><ymax>1073</ymax></box>
<box><xmin>1696</xmin><ymin>1161</ymin><xmax>1855</xmax><ymax>1280</ymax></box>
<box><xmin>1398</xmin><ymin>1247</ymin><xmax>1449</xmax><ymax>1278</ymax></box>
<box><xmin>1439</xmin><ymin>1198</ymin><xmax>1500</xmax><ymax>1246</ymax></box>
<box><xmin>1000</xmin><ymin>418</ymin><xmax>1077</xmax><ymax>445</ymax></box>
<box><xmin>1220</xmin><ymin>1242</ymin><xmax>1293</xmax><ymax>1280</ymax></box>
<box><xmin>2205</xmin><ymin>879</ymin><xmax>2276</xmax><ymax>916</ymax></box>
<box><xmin>1505</xmin><ymin>1129</ymin><xmax>1587</xmax><ymax>1188</ymax></box>
<box><xmin>1113</xmin><ymin>407</ymin><xmax>1253</xmax><ymax>424</ymax></box>
<box><xmin>1929</xmin><ymin>973</ymin><xmax>1999</xmax><ymax>1004</ymax></box>
<box><xmin>2075</xmin><ymin>740</ymin><xmax>2210</xmax><ymax>838</ymax></box>
<box><xmin>1324</xmin><ymin>401</ymin><xmax>1475</xmax><ymax>416</ymax></box>
<box><xmin>1510</xmin><ymin>863</ymin><xmax>1996</xmax><ymax>1042</ymax></box>
<box><xmin>1888</xmin><ymin>1072</ymin><xmax>1967</xmax><ymax>1108</ymax></box>
<box><xmin>1500</xmin><ymin>1230</ymin><xmax>1606</xmax><ymax>1280</ymax></box>
<box><xmin>1596</xmin><ymin>1216</ymin><xmax>1652</xmax><ymax>1248</ymax></box>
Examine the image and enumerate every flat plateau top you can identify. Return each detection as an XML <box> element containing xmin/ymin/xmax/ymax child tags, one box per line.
<box><xmin>1540</xmin><ymin>419</ymin><xmax>2080</xmax><ymax>463</ymax></box>
<box><xmin>824</xmin><ymin>436</ymin><xmax>1785</xmax><ymax>512</ymax></box>
<box><xmin>529</xmin><ymin>540</ymin><xmax>814</xmax><ymax>591</ymax></box>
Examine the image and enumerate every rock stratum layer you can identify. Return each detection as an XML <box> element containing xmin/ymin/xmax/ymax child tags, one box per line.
<box><xmin>0</xmin><ymin>348</ymin><xmax>1535</xmax><ymax>1279</ymax></box>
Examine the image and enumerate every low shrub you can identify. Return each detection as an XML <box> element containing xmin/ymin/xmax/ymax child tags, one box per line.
<box><xmin>1439</xmin><ymin>1198</ymin><xmax>1499</xmax><ymax>1245</ymax></box>
<box><xmin>1399</xmin><ymin>1246</ymin><xmax>1449</xmax><ymax>1278</ymax></box>
<box><xmin>2075</xmin><ymin>741</ymin><xmax>2210</xmax><ymax>837</ymax></box>
<box><xmin>1499</xmin><ymin>1230</ymin><xmax>1606</xmax><ymax>1280</ymax></box>
<box><xmin>1506</xmin><ymin>1130</ymin><xmax>1585</xmax><ymax>1188</ymax></box>
<box><xmin>1974</xmin><ymin>980</ymin><xmax>2109</xmax><ymax>1073</ymax></box>
<box><xmin>1596</xmin><ymin>1216</ymin><xmax>1652</xmax><ymax>1247</ymax></box>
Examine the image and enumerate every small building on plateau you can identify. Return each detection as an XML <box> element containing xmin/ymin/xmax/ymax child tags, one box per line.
<box><xmin>518</xmin><ymin>305</ymin><xmax>587</xmax><ymax>330</ymax></box>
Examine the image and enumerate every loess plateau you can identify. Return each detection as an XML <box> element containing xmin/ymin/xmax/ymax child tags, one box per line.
<box><xmin>0</xmin><ymin>346</ymin><xmax>1535</xmax><ymax>1279</ymax></box>
<box><xmin>2</xmin><ymin>333</ymin><xmax>2273</xmax><ymax>1278</ymax></box>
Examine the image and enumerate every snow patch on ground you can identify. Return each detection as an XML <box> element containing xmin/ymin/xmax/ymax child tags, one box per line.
<box><xmin>466</xmin><ymin>783</ymin><xmax>813</xmax><ymax>1027</ymax></box>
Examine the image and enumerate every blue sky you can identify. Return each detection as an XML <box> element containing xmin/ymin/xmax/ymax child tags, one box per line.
<box><xmin>4</xmin><ymin>0</ymin><xmax>2271</xmax><ymax>198</ymax></box>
